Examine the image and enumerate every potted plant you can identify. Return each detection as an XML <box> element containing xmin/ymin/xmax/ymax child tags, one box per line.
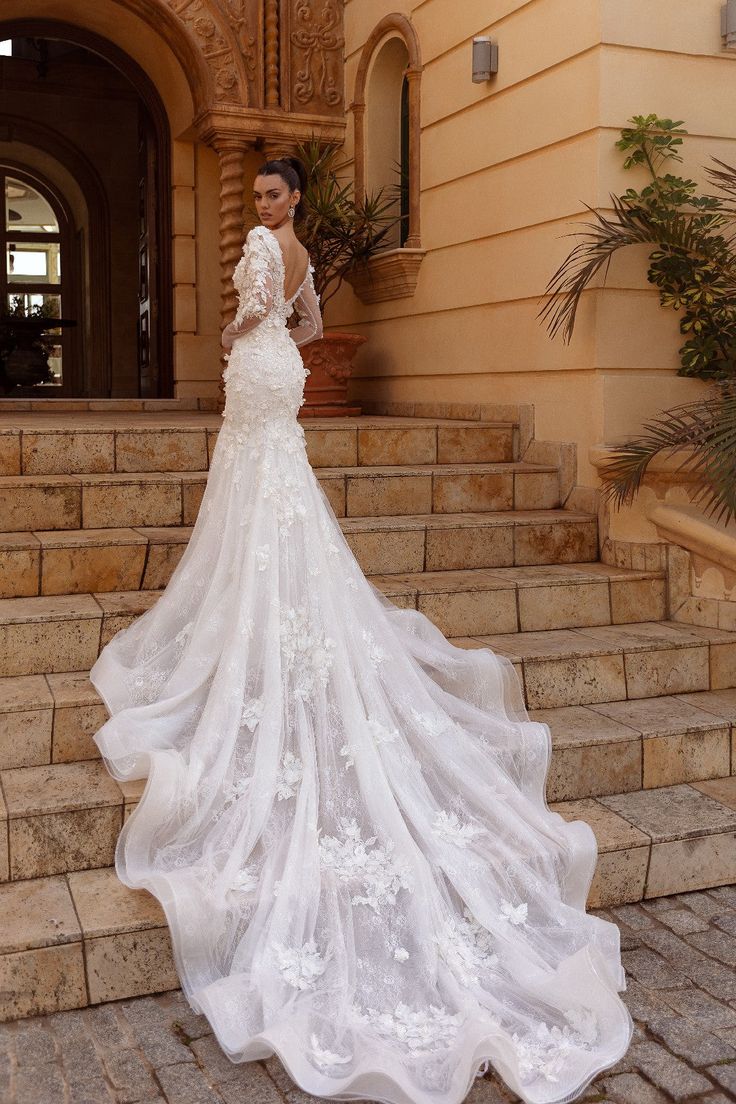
<box><xmin>247</xmin><ymin>137</ymin><xmax>406</xmax><ymax>415</ymax></box>
<box><xmin>0</xmin><ymin>296</ymin><xmax>59</xmax><ymax>395</ymax></box>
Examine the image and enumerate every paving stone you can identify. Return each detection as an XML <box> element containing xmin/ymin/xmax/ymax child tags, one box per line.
<box><xmin>675</xmin><ymin>890</ymin><xmax>729</xmax><ymax>920</ymax></box>
<box><xmin>687</xmin><ymin>928</ymin><xmax>736</xmax><ymax>966</ymax></box>
<box><xmin>155</xmin><ymin>990</ymin><xmax>212</xmax><ymax>1043</ymax></box>
<box><xmin>709</xmin><ymin>885</ymin><xmax>736</xmax><ymax>909</ymax></box>
<box><xmin>628</xmin><ymin>1040</ymin><xmax>714</xmax><ymax>1099</ymax></box>
<box><xmin>714</xmin><ymin>912</ymin><xmax>736</xmax><ymax>936</ymax></box>
<box><xmin>599</xmin><ymin>1071</ymin><xmax>669</xmax><ymax>1104</ymax></box>
<box><xmin>653</xmin><ymin>907</ymin><xmax>711</xmax><ymax>935</ymax></box>
<box><xmin>639</xmin><ymin>895</ymin><xmax>682</xmax><ymax>913</ymax></box>
<box><xmin>621</xmin><ymin>947</ymin><xmax>688</xmax><ymax>989</ymax></box>
<box><xmin>706</xmin><ymin>1061</ymin><xmax>736</xmax><ymax>1095</ymax></box>
<box><xmin>619</xmin><ymin>979</ymin><xmax>685</xmax><ymax>1024</ymax></box>
<box><xmin>215</xmin><ymin>1060</ymin><xmax>289</xmax><ymax>1104</ymax></box>
<box><xmin>610</xmin><ymin>904</ymin><xmax>656</xmax><ymax>930</ymax></box>
<box><xmin>62</xmin><ymin>1036</ymin><xmax>116</xmax><ymax>1101</ymax></box>
<box><xmin>45</xmin><ymin>1007</ymin><xmax>90</xmax><ymax>1046</ymax></box>
<box><xmin>13</xmin><ymin>1021</ymin><xmax>56</xmax><ymax>1064</ymax></box>
<box><xmin>84</xmin><ymin>1002</ymin><xmax>133</xmax><ymax>1049</ymax></box>
<box><xmin>646</xmin><ymin>1014</ymin><xmax>736</xmax><ymax>1065</ymax></box>
<box><xmin>638</xmin><ymin>928</ymin><xmax>736</xmax><ymax>1001</ymax></box>
<box><xmin>154</xmin><ymin>1061</ymin><xmax>223</xmax><ymax>1104</ymax></box>
<box><xmin>120</xmin><ymin>997</ymin><xmax>196</xmax><ymax>1068</ymax></box>
<box><xmin>102</xmin><ymin>1048</ymin><xmax>160</xmax><ymax>1101</ymax></box>
<box><xmin>657</xmin><ymin>986</ymin><xmax>736</xmax><ymax>1030</ymax></box>
<box><xmin>15</xmin><ymin>1061</ymin><xmax>67</xmax><ymax>1104</ymax></box>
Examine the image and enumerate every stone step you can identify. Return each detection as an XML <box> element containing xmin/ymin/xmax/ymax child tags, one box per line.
<box><xmin>0</xmin><ymin>866</ymin><xmax>178</xmax><ymax>1021</ymax></box>
<box><xmin>0</xmin><ymin>565</ymin><xmax>677</xmax><ymax>681</ymax></box>
<box><xmin>449</xmin><ymin>622</ymin><xmax>736</xmax><ymax>709</ymax></box>
<box><xmin>0</xmin><ymin>511</ymin><xmax>599</xmax><ymax>594</ymax></box>
<box><xmin>0</xmin><ymin>413</ymin><xmax>519</xmax><ymax>475</ymax></box>
<box><xmin>1</xmin><ymin>590</ymin><xmax>733</xmax><ymax>700</ymax></box>
<box><xmin>0</xmin><ymin>460</ymin><xmax>559</xmax><ymax>532</ymax></box>
<box><xmin>1</xmin><ymin>775</ymin><xmax>734</xmax><ymax>1021</ymax></box>
<box><xmin>2</xmin><ymin>662</ymin><xmax>733</xmax><ymax>800</ymax></box>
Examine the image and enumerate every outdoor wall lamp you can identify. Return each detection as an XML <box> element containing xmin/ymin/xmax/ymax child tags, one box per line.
<box><xmin>472</xmin><ymin>36</ymin><xmax>498</xmax><ymax>81</ymax></box>
<box><xmin>721</xmin><ymin>2</ymin><xmax>736</xmax><ymax>48</ymax></box>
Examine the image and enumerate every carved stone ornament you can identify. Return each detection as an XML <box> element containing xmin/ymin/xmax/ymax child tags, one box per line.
<box><xmin>165</xmin><ymin>0</ymin><xmax>253</xmax><ymax>106</ymax></box>
<box><xmin>344</xmin><ymin>249</ymin><xmax>426</xmax><ymax>304</ymax></box>
<box><xmin>290</xmin><ymin>0</ymin><xmax>344</xmax><ymax>111</ymax></box>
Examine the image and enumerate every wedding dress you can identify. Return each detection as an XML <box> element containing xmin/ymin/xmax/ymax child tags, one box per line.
<box><xmin>90</xmin><ymin>224</ymin><xmax>633</xmax><ymax>1104</ymax></box>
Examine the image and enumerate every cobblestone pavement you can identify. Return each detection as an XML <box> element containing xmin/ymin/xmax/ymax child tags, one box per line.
<box><xmin>2</xmin><ymin>886</ymin><xmax>736</xmax><ymax>1104</ymax></box>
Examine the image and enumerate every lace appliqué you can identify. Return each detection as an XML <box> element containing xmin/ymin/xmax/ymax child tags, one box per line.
<box><xmin>351</xmin><ymin>1001</ymin><xmax>464</xmax><ymax>1054</ymax></box>
<box><xmin>270</xmin><ymin>939</ymin><xmax>328</xmax><ymax>990</ymax></box>
<box><xmin>309</xmin><ymin>1033</ymin><xmax>353</xmax><ymax>1070</ymax></box>
<box><xmin>434</xmin><ymin>908</ymin><xmax>499</xmax><ymax>985</ymax></box>
<box><xmin>280</xmin><ymin>605</ymin><xmax>336</xmax><ymax>701</ymax></box>
<box><xmin>512</xmin><ymin>1010</ymin><xmax>599</xmax><ymax>1084</ymax></box>
<box><xmin>318</xmin><ymin>818</ymin><xmax>414</xmax><ymax>912</ymax></box>
<box><xmin>275</xmin><ymin>751</ymin><xmax>303</xmax><ymax>800</ymax></box>
<box><xmin>432</xmin><ymin>810</ymin><xmax>487</xmax><ymax>849</ymax></box>
<box><xmin>241</xmin><ymin>697</ymin><xmax>264</xmax><ymax>731</ymax></box>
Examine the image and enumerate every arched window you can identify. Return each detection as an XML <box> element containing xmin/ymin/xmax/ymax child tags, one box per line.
<box><xmin>350</xmin><ymin>14</ymin><xmax>424</xmax><ymax>302</ymax></box>
<box><xmin>365</xmin><ymin>35</ymin><xmax>410</xmax><ymax>251</ymax></box>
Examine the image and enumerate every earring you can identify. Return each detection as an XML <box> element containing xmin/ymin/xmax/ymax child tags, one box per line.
<box><xmin>288</xmin><ymin>206</ymin><xmax>295</xmax><ymax>218</ymax></box>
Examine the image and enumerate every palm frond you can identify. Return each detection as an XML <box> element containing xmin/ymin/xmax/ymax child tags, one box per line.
<box><xmin>599</xmin><ymin>382</ymin><xmax>736</xmax><ymax>524</ymax></box>
<box><xmin>538</xmin><ymin>195</ymin><xmax>729</xmax><ymax>343</ymax></box>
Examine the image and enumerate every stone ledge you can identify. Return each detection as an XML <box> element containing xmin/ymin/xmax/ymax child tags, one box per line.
<box><xmin>343</xmin><ymin>247</ymin><xmax>425</xmax><ymax>303</ymax></box>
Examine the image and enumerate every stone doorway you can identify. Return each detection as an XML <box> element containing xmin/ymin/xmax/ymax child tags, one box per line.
<box><xmin>0</xmin><ymin>25</ymin><xmax>172</xmax><ymax>398</ymax></box>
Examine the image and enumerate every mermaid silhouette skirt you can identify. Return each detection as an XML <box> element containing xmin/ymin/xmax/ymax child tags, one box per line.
<box><xmin>90</xmin><ymin>320</ymin><xmax>633</xmax><ymax>1104</ymax></box>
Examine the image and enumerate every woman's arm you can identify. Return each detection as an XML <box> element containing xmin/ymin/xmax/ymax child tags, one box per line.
<box><xmin>289</xmin><ymin>268</ymin><xmax>323</xmax><ymax>348</ymax></box>
<box><xmin>222</xmin><ymin>230</ymin><xmax>275</xmax><ymax>351</ymax></box>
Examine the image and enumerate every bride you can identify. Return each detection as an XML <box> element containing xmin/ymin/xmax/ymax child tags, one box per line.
<box><xmin>90</xmin><ymin>155</ymin><xmax>633</xmax><ymax>1104</ymax></box>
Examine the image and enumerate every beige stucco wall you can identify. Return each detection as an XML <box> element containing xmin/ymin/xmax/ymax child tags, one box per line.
<box><xmin>339</xmin><ymin>0</ymin><xmax>736</xmax><ymax>484</ymax></box>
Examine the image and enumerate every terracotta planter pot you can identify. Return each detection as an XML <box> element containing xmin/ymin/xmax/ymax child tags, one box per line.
<box><xmin>299</xmin><ymin>331</ymin><xmax>366</xmax><ymax>417</ymax></box>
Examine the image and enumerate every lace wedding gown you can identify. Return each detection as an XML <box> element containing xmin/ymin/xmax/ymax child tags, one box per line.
<box><xmin>90</xmin><ymin>224</ymin><xmax>633</xmax><ymax>1104</ymax></box>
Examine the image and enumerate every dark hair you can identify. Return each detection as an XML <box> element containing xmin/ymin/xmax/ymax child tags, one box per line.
<box><xmin>255</xmin><ymin>155</ymin><xmax>308</xmax><ymax>224</ymax></box>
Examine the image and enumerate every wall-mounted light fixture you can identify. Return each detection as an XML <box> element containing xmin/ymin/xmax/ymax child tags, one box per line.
<box><xmin>472</xmin><ymin>36</ymin><xmax>498</xmax><ymax>82</ymax></box>
<box><xmin>722</xmin><ymin>2</ymin><xmax>736</xmax><ymax>48</ymax></box>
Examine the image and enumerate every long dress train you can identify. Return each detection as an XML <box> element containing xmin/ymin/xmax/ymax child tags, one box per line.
<box><xmin>90</xmin><ymin>224</ymin><xmax>633</xmax><ymax>1104</ymax></box>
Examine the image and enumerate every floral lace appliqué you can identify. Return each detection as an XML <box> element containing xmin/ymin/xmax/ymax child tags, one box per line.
<box><xmin>280</xmin><ymin>604</ymin><xmax>336</xmax><ymax>701</ymax></box>
<box><xmin>275</xmin><ymin>751</ymin><xmax>303</xmax><ymax>800</ymax></box>
<box><xmin>270</xmin><ymin>939</ymin><xmax>328</xmax><ymax>990</ymax></box>
<box><xmin>512</xmin><ymin>1010</ymin><xmax>599</xmax><ymax>1084</ymax></box>
<box><xmin>318</xmin><ymin>817</ymin><xmax>414</xmax><ymax>912</ymax></box>
<box><xmin>432</xmin><ymin>810</ymin><xmax>487</xmax><ymax>849</ymax></box>
<box><xmin>309</xmin><ymin>1033</ymin><xmax>353</xmax><ymax>1070</ymax></box>
<box><xmin>351</xmin><ymin>1000</ymin><xmax>464</xmax><ymax>1054</ymax></box>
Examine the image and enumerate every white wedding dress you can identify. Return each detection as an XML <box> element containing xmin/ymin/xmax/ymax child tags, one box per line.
<box><xmin>90</xmin><ymin>224</ymin><xmax>633</xmax><ymax>1104</ymax></box>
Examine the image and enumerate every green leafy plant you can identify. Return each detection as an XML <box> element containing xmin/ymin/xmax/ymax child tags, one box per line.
<box><xmin>249</xmin><ymin>136</ymin><xmax>407</xmax><ymax>312</ymax></box>
<box><xmin>598</xmin><ymin>380</ymin><xmax>736</xmax><ymax>524</ymax></box>
<box><xmin>539</xmin><ymin>114</ymin><xmax>736</xmax><ymax>380</ymax></box>
<box><xmin>0</xmin><ymin>296</ymin><xmax>58</xmax><ymax>392</ymax></box>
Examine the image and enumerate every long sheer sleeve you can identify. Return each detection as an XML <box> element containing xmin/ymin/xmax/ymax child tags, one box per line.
<box><xmin>222</xmin><ymin>229</ymin><xmax>275</xmax><ymax>352</ymax></box>
<box><xmin>289</xmin><ymin>266</ymin><xmax>323</xmax><ymax>348</ymax></box>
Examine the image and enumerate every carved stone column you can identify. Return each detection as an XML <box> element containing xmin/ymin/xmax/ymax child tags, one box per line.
<box><xmin>213</xmin><ymin>138</ymin><xmax>249</xmax><ymax>391</ymax></box>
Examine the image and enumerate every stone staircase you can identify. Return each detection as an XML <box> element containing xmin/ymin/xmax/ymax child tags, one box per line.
<box><xmin>0</xmin><ymin>402</ymin><xmax>734</xmax><ymax>1022</ymax></box>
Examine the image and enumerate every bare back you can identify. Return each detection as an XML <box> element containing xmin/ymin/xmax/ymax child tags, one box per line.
<box><xmin>271</xmin><ymin>228</ymin><xmax>310</xmax><ymax>301</ymax></box>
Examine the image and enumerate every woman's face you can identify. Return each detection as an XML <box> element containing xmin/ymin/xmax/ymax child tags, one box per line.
<box><xmin>253</xmin><ymin>173</ymin><xmax>300</xmax><ymax>227</ymax></box>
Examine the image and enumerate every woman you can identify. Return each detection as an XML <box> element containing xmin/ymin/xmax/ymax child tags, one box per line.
<box><xmin>90</xmin><ymin>155</ymin><xmax>633</xmax><ymax>1104</ymax></box>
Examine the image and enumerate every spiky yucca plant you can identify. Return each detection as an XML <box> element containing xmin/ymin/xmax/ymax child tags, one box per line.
<box><xmin>249</xmin><ymin>137</ymin><xmax>406</xmax><ymax>312</ymax></box>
